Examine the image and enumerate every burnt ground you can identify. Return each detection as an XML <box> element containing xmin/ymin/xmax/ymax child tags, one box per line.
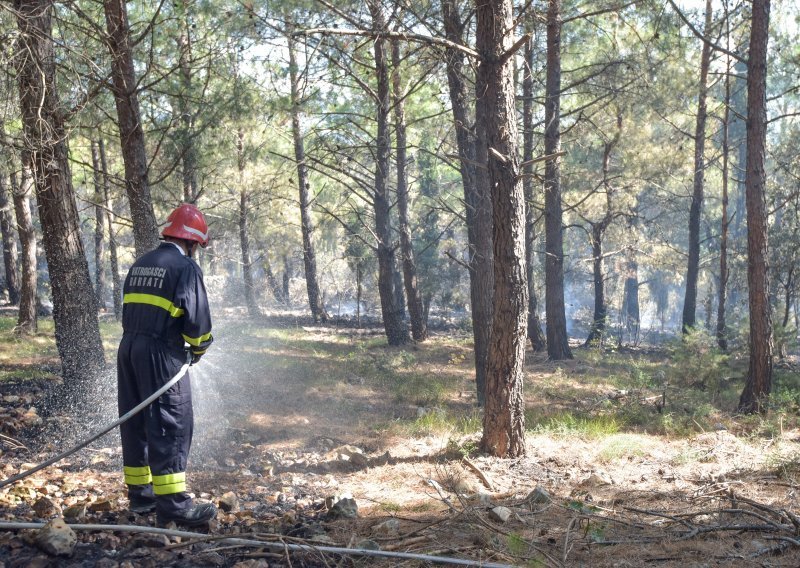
<box><xmin>2</xmin><ymin>313</ymin><xmax>800</xmax><ymax>567</ymax></box>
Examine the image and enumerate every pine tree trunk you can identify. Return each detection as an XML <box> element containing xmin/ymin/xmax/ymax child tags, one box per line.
<box><xmin>739</xmin><ymin>0</ymin><xmax>773</xmax><ymax>414</ymax></box>
<box><xmin>103</xmin><ymin>0</ymin><xmax>159</xmax><ymax>257</ymax></box>
<box><xmin>264</xmin><ymin>256</ymin><xmax>284</xmax><ymax>304</ymax></box>
<box><xmin>288</xmin><ymin>35</ymin><xmax>327</xmax><ymax>323</ymax></box>
<box><xmin>177</xmin><ymin>0</ymin><xmax>198</xmax><ymax>202</ymax></box>
<box><xmin>392</xmin><ymin>40</ymin><xmax>427</xmax><ymax>342</ymax></box>
<box><xmin>471</xmin><ymin>15</ymin><xmax>495</xmax><ymax>404</ymax></box>
<box><xmin>682</xmin><ymin>0</ymin><xmax>713</xmax><ymax>333</ymax></box>
<box><xmin>14</xmin><ymin>0</ymin><xmax>105</xmax><ymax>386</ymax></box>
<box><xmin>522</xmin><ymin>32</ymin><xmax>546</xmax><ymax>352</ymax></box>
<box><xmin>585</xmin><ymin>225</ymin><xmax>606</xmax><ymax>344</ymax></box>
<box><xmin>544</xmin><ymin>0</ymin><xmax>572</xmax><ymax>360</ymax></box>
<box><xmin>621</xmin><ymin>253</ymin><xmax>640</xmax><ymax>344</ymax></box>
<box><xmin>0</xmin><ymin>171</ymin><xmax>20</xmax><ymax>305</ymax></box>
<box><xmin>9</xmin><ymin>150</ymin><xmax>37</xmax><ymax>334</ymax></box>
<box><xmin>442</xmin><ymin>0</ymin><xmax>492</xmax><ymax>404</ymax></box>
<box><xmin>237</xmin><ymin>129</ymin><xmax>257</xmax><ymax>316</ymax></box>
<box><xmin>477</xmin><ymin>0</ymin><xmax>527</xmax><ymax>459</ymax></box>
<box><xmin>98</xmin><ymin>139</ymin><xmax>122</xmax><ymax>320</ymax></box>
<box><xmin>282</xmin><ymin>255</ymin><xmax>291</xmax><ymax>304</ymax></box>
<box><xmin>370</xmin><ymin>0</ymin><xmax>408</xmax><ymax>346</ymax></box>
<box><xmin>717</xmin><ymin>31</ymin><xmax>732</xmax><ymax>352</ymax></box>
<box><xmin>91</xmin><ymin>141</ymin><xmax>106</xmax><ymax>311</ymax></box>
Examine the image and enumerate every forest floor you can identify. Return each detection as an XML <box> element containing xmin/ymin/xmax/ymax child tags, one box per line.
<box><xmin>2</xmin><ymin>311</ymin><xmax>800</xmax><ymax>567</ymax></box>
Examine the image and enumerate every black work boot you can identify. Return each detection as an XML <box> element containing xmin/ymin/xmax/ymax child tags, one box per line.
<box><xmin>129</xmin><ymin>497</ymin><xmax>156</xmax><ymax>514</ymax></box>
<box><xmin>128</xmin><ymin>484</ymin><xmax>156</xmax><ymax>514</ymax></box>
<box><xmin>157</xmin><ymin>502</ymin><xmax>217</xmax><ymax>527</ymax></box>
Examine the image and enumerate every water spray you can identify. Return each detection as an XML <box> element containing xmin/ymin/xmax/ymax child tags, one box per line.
<box><xmin>0</xmin><ymin>358</ymin><xmax>192</xmax><ymax>489</ymax></box>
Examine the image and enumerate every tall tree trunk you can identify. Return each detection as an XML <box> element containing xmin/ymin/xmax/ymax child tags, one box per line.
<box><xmin>237</xmin><ymin>128</ymin><xmax>257</xmax><ymax>316</ymax></box>
<box><xmin>177</xmin><ymin>0</ymin><xmax>198</xmax><ymax>202</ymax></box>
<box><xmin>622</xmin><ymin>258</ymin><xmax>641</xmax><ymax>344</ymax></box>
<box><xmin>392</xmin><ymin>40</ymin><xmax>427</xmax><ymax>342</ymax></box>
<box><xmin>98</xmin><ymin>138</ymin><xmax>122</xmax><ymax>319</ymax></box>
<box><xmin>0</xmin><ymin>170</ymin><xmax>19</xmax><ymax>305</ymax></box>
<box><xmin>739</xmin><ymin>0</ymin><xmax>773</xmax><ymax>414</ymax></box>
<box><xmin>472</xmin><ymin>16</ymin><xmax>496</xmax><ymax>404</ymax></box>
<box><xmin>91</xmin><ymin>141</ymin><xmax>106</xmax><ymax>310</ymax></box>
<box><xmin>14</xmin><ymin>0</ymin><xmax>105</xmax><ymax>385</ymax></box>
<box><xmin>369</xmin><ymin>0</ymin><xmax>408</xmax><ymax>346</ymax></box>
<box><xmin>282</xmin><ymin>254</ymin><xmax>291</xmax><ymax>303</ymax></box>
<box><xmin>682</xmin><ymin>0</ymin><xmax>713</xmax><ymax>333</ymax></box>
<box><xmin>717</xmin><ymin>24</ymin><xmax>733</xmax><ymax>352</ymax></box>
<box><xmin>522</xmin><ymin>31</ymin><xmax>545</xmax><ymax>352</ymax></box>
<box><xmin>477</xmin><ymin>0</ymin><xmax>527</xmax><ymax>459</ymax></box>
<box><xmin>8</xmin><ymin>149</ymin><xmax>37</xmax><ymax>333</ymax></box>
<box><xmin>544</xmin><ymin>0</ymin><xmax>572</xmax><ymax>360</ymax></box>
<box><xmin>264</xmin><ymin>256</ymin><xmax>284</xmax><ymax>304</ymax></box>
<box><xmin>288</xmin><ymin>34</ymin><xmax>327</xmax><ymax>323</ymax></box>
<box><xmin>103</xmin><ymin>0</ymin><xmax>159</xmax><ymax>257</ymax></box>
<box><xmin>356</xmin><ymin>263</ymin><xmax>362</xmax><ymax>326</ymax></box>
<box><xmin>585</xmin><ymin>119</ymin><xmax>620</xmax><ymax>345</ymax></box>
<box><xmin>585</xmin><ymin>224</ymin><xmax>607</xmax><ymax>344</ymax></box>
<box><xmin>442</xmin><ymin>0</ymin><xmax>492</xmax><ymax>403</ymax></box>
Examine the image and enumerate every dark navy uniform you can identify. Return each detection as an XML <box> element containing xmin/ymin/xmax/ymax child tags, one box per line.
<box><xmin>117</xmin><ymin>242</ymin><xmax>213</xmax><ymax>517</ymax></box>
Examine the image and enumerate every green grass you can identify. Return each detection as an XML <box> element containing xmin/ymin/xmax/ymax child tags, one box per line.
<box><xmin>8</xmin><ymin>312</ymin><xmax>800</xmax><ymax>450</ymax></box>
<box><xmin>596</xmin><ymin>433</ymin><xmax>650</xmax><ymax>462</ymax></box>
<box><xmin>528</xmin><ymin>411</ymin><xmax>622</xmax><ymax>438</ymax></box>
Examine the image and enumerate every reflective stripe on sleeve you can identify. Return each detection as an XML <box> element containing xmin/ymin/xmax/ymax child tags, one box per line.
<box><xmin>124</xmin><ymin>465</ymin><xmax>152</xmax><ymax>485</ymax></box>
<box><xmin>152</xmin><ymin>472</ymin><xmax>187</xmax><ymax>495</ymax></box>
<box><xmin>182</xmin><ymin>332</ymin><xmax>212</xmax><ymax>346</ymax></box>
<box><xmin>124</xmin><ymin>293</ymin><xmax>185</xmax><ymax>317</ymax></box>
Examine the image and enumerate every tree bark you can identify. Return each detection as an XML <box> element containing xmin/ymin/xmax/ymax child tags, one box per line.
<box><xmin>14</xmin><ymin>0</ymin><xmax>105</xmax><ymax>385</ymax></box>
<box><xmin>682</xmin><ymin>0</ymin><xmax>713</xmax><ymax>333</ymax></box>
<box><xmin>585</xmin><ymin>224</ymin><xmax>607</xmax><ymax>344</ymax></box>
<box><xmin>392</xmin><ymin>39</ymin><xmax>427</xmax><ymax>342</ymax></box>
<box><xmin>442</xmin><ymin>0</ymin><xmax>492</xmax><ymax>403</ymax></box>
<box><xmin>177</xmin><ymin>0</ymin><xmax>198</xmax><ymax>202</ymax></box>
<box><xmin>103</xmin><ymin>0</ymin><xmax>159</xmax><ymax>257</ymax></box>
<box><xmin>8</xmin><ymin>149</ymin><xmax>37</xmax><ymax>334</ymax></box>
<box><xmin>522</xmin><ymin>31</ymin><xmax>546</xmax><ymax>352</ymax></box>
<box><xmin>621</xmin><ymin>256</ymin><xmax>640</xmax><ymax>344</ymax></box>
<box><xmin>288</xmin><ymin>34</ymin><xmax>328</xmax><ymax>323</ymax></box>
<box><xmin>90</xmin><ymin>141</ymin><xmax>106</xmax><ymax>310</ymax></box>
<box><xmin>236</xmin><ymin>128</ymin><xmax>258</xmax><ymax>316</ymax></box>
<box><xmin>738</xmin><ymin>0</ymin><xmax>773</xmax><ymax>414</ymax></box>
<box><xmin>544</xmin><ymin>0</ymin><xmax>572</xmax><ymax>360</ymax></box>
<box><xmin>477</xmin><ymin>0</ymin><xmax>527</xmax><ymax>459</ymax></box>
<box><xmin>585</xmin><ymin>118</ymin><xmax>620</xmax><ymax>345</ymax></box>
<box><xmin>264</xmin><ymin>255</ymin><xmax>285</xmax><ymax>304</ymax></box>
<box><xmin>369</xmin><ymin>0</ymin><xmax>408</xmax><ymax>346</ymax></box>
<box><xmin>717</xmin><ymin>26</ymin><xmax>733</xmax><ymax>352</ymax></box>
<box><xmin>471</xmin><ymin>11</ymin><xmax>496</xmax><ymax>403</ymax></box>
<box><xmin>0</xmin><ymin>169</ymin><xmax>20</xmax><ymax>305</ymax></box>
<box><xmin>98</xmin><ymin>138</ymin><xmax>122</xmax><ymax>320</ymax></box>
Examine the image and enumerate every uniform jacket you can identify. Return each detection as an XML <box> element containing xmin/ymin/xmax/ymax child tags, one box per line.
<box><xmin>122</xmin><ymin>242</ymin><xmax>213</xmax><ymax>357</ymax></box>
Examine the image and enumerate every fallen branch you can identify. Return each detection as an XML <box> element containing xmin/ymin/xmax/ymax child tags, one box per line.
<box><xmin>462</xmin><ymin>457</ymin><xmax>494</xmax><ymax>491</ymax></box>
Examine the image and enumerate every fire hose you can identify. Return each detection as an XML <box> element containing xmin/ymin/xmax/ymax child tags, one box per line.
<box><xmin>0</xmin><ymin>357</ymin><xmax>192</xmax><ymax>490</ymax></box>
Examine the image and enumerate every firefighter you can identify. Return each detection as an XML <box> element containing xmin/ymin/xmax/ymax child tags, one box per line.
<box><xmin>117</xmin><ymin>203</ymin><xmax>217</xmax><ymax>526</ymax></box>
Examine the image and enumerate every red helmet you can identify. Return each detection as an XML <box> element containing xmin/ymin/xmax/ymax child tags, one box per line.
<box><xmin>161</xmin><ymin>203</ymin><xmax>209</xmax><ymax>247</ymax></box>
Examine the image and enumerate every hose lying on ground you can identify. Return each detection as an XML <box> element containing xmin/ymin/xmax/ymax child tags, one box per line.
<box><xmin>0</xmin><ymin>360</ymin><xmax>191</xmax><ymax>489</ymax></box>
<box><xmin>0</xmin><ymin>522</ymin><xmax>514</xmax><ymax>568</ymax></box>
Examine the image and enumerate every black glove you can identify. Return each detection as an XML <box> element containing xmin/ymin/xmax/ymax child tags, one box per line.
<box><xmin>190</xmin><ymin>351</ymin><xmax>203</xmax><ymax>366</ymax></box>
